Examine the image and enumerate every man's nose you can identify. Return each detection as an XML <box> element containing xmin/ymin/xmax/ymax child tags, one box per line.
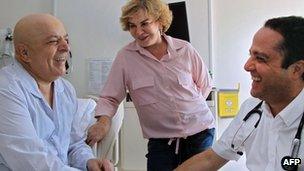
<box><xmin>58</xmin><ymin>39</ymin><xmax>70</xmax><ymax>52</ymax></box>
<box><xmin>244</xmin><ymin>56</ymin><xmax>254</xmax><ymax>72</ymax></box>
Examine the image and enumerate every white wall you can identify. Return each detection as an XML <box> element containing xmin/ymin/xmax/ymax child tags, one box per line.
<box><xmin>1</xmin><ymin>0</ymin><xmax>304</xmax><ymax>102</ymax></box>
<box><xmin>58</xmin><ymin>0</ymin><xmax>304</xmax><ymax>101</ymax></box>
<box><xmin>211</xmin><ymin>0</ymin><xmax>304</xmax><ymax>104</ymax></box>
<box><xmin>55</xmin><ymin>0</ymin><xmax>132</xmax><ymax>97</ymax></box>
<box><xmin>0</xmin><ymin>0</ymin><xmax>52</xmax><ymax>28</ymax></box>
<box><xmin>56</xmin><ymin>0</ymin><xmax>210</xmax><ymax>98</ymax></box>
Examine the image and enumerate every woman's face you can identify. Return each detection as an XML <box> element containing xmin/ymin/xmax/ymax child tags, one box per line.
<box><xmin>128</xmin><ymin>9</ymin><xmax>162</xmax><ymax>48</ymax></box>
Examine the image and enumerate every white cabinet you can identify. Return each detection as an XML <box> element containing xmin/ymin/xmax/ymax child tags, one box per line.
<box><xmin>119</xmin><ymin>101</ymin><xmax>147</xmax><ymax>171</ymax></box>
<box><xmin>206</xmin><ymin>90</ymin><xmax>218</xmax><ymax>139</ymax></box>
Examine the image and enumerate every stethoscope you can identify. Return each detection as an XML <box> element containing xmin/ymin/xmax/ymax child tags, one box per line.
<box><xmin>230</xmin><ymin>101</ymin><xmax>304</xmax><ymax>171</ymax></box>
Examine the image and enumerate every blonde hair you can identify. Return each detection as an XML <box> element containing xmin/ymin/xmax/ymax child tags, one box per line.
<box><xmin>120</xmin><ymin>0</ymin><xmax>173</xmax><ymax>32</ymax></box>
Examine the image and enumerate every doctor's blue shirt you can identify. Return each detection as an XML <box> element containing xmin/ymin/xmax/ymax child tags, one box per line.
<box><xmin>0</xmin><ymin>61</ymin><xmax>94</xmax><ymax>171</ymax></box>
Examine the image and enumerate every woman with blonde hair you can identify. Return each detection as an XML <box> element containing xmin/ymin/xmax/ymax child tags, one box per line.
<box><xmin>87</xmin><ymin>0</ymin><xmax>215</xmax><ymax>170</ymax></box>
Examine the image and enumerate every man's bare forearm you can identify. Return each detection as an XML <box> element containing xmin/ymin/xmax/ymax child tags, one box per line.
<box><xmin>175</xmin><ymin>149</ymin><xmax>228</xmax><ymax>171</ymax></box>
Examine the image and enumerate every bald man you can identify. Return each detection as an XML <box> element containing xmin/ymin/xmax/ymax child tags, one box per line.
<box><xmin>0</xmin><ymin>14</ymin><xmax>113</xmax><ymax>171</ymax></box>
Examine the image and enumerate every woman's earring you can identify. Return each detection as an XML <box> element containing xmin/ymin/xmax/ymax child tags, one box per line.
<box><xmin>159</xmin><ymin>28</ymin><xmax>163</xmax><ymax>35</ymax></box>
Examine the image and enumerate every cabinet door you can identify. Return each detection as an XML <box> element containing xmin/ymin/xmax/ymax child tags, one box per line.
<box><xmin>120</xmin><ymin>101</ymin><xmax>148</xmax><ymax>171</ymax></box>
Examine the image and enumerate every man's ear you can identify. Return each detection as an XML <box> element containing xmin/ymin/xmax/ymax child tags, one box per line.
<box><xmin>290</xmin><ymin>60</ymin><xmax>304</xmax><ymax>80</ymax></box>
<box><xmin>15</xmin><ymin>44</ymin><xmax>30</xmax><ymax>62</ymax></box>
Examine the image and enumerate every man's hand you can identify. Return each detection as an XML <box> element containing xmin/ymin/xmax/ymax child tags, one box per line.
<box><xmin>87</xmin><ymin>158</ymin><xmax>114</xmax><ymax>171</ymax></box>
<box><xmin>86</xmin><ymin>116</ymin><xmax>111</xmax><ymax>147</ymax></box>
<box><xmin>100</xmin><ymin>159</ymin><xmax>114</xmax><ymax>171</ymax></box>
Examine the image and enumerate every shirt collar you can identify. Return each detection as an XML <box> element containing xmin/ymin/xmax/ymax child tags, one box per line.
<box><xmin>262</xmin><ymin>88</ymin><xmax>304</xmax><ymax>126</ymax></box>
<box><xmin>163</xmin><ymin>35</ymin><xmax>184</xmax><ymax>51</ymax></box>
<box><xmin>13</xmin><ymin>59</ymin><xmax>64</xmax><ymax>98</ymax></box>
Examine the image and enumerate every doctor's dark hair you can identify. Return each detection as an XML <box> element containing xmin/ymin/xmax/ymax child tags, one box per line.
<box><xmin>120</xmin><ymin>0</ymin><xmax>172</xmax><ymax>33</ymax></box>
<box><xmin>264</xmin><ymin>16</ymin><xmax>304</xmax><ymax>80</ymax></box>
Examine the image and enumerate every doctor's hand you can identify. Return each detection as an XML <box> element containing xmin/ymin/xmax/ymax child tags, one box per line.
<box><xmin>86</xmin><ymin>115</ymin><xmax>111</xmax><ymax>147</ymax></box>
<box><xmin>87</xmin><ymin>158</ymin><xmax>114</xmax><ymax>171</ymax></box>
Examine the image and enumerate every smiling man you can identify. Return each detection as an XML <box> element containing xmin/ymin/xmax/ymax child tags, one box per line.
<box><xmin>175</xmin><ymin>16</ymin><xmax>304</xmax><ymax>171</ymax></box>
<box><xmin>0</xmin><ymin>14</ymin><xmax>112</xmax><ymax>171</ymax></box>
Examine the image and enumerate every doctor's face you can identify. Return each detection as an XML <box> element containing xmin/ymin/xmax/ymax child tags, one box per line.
<box><xmin>244</xmin><ymin>27</ymin><xmax>293</xmax><ymax>103</ymax></box>
<box><xmin>128</xmin><ymin>8</ymin><xmax>162</xmax><ymax>48</ymax></box>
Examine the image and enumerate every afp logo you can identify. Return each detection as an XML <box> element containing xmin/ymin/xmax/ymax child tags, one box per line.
<box><xmin>281</xmin><ymin>156</ymin><xmax>301</xmax><ymax>171</ymax></box>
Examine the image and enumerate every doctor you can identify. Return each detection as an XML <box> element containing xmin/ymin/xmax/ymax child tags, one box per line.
<box><xmin>0</xmin><ymin>14</ymin><xmax>113</xmax><ymax>171</ymax></box>
<box><xmin>175</xmin><ymin>16</ymin><xmax>304</xmax><ymax>171</ymax></box>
